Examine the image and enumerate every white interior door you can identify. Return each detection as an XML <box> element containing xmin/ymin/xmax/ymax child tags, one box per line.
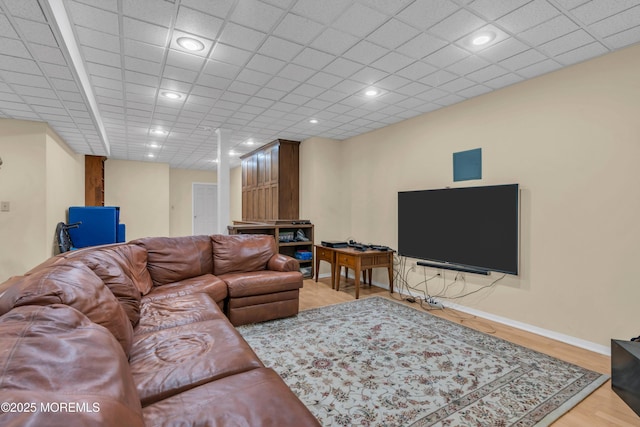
<box><xmin>193</xmin><ymin>183</ymin><xmax>217</xmax><ymax>235</ymax></box>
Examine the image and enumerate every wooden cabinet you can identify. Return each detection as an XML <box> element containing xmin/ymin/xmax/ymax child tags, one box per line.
<box><xmin>85</xmin><ymin>155</ymin><xmax>106</xmax><ymax>206</ymax></box>
<box><xmin>228</xmin><ymin>221</ymin><xmax>314</xmax><ymax>278</ymax></box>
<box><xmin>241</xmin><ymin>139</ymin><xmax>299</xmax><ymax>221</ymax></box>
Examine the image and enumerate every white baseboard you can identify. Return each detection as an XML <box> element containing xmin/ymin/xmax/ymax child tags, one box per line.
<box><xmin>312</xmin><ymin>273</ymin><xmax>610</xmax><ymax>356</ymax></box>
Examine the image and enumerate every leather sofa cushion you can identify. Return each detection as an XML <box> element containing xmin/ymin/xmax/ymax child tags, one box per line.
<box><xmin>130</xmin><ymin>319</ymin><xmax>263</xmax><ymax>406</ymax></box>
<box><xmin>0</xmin><ymin>305</ymin><xmax>144</xmax><ymax>427</ymax></box>
<box><xmin>135</xmin><ymin>293</ymin><xmax>225</xmax><ymax>335</ymax></box>
<box><xmin>220</xmin><ymin>270</ymin><xmax>303</xmax><ymax>298</ymax></box>
<box><xmin>0</xmin><ymin>261</ymin><xmax>134</xmax><ymax>355</ymax></box>
<box><xmin>132</xmin><ymin>236</ymin><xmax>213</xmax><ymax>287</ymax></box>
<box><xmin>212</xmin><ymin>234</ymin><xmax>277</xmax><ymax>275</ymax></box>
<box><xmin>143</xmin><ymin>274</ymin><xmax>227</xmax><ymax>305</ymax></box>
<box><xmin>142</xmin><ymin>368</ymin><xmax>321</xmax><ymax>427</ymax></box>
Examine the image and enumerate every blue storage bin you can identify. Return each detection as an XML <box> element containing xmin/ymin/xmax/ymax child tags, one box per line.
<box><xmin>68</xmin><ymin>206</ymin><xmax>125</xmax><ymax>248</ymax></box>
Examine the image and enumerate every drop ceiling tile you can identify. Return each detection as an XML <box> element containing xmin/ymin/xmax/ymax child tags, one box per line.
<box><xmin>572</xmin><ymin>0</ymin><xmax>640</xmax><ymax>25</ymax></box>
<box><xmin>125</xmin><ymin>56</ymin><xmax>162</xmax><ymax>75</ymax></box>
<box><xmin>255</xmin><ymin>87</ymin><xmax>286</xmax><ymax>101</ymax></box>
<box><xmin>343</xmin><ymin>40</ymin><xmax>387</xmax><ymax>65</ymax></box>
<box><xmin>175</xmin><ymin>10</ymin><xmax>222</xmax><ymax>40</ymax></box>
<box><xmin>376</xmin><ymin>74</ymin><xmax>412</xmax><ymax>90</ymax></box>
<box><xmin>69</xmin><ymin>2</ymin><xmax>119</xmax><ymax>35</ymax></box>
<box><xmin>236</xmin><ymin>68</ymin><xmax>272</xmax><ymax>86</ymax></box>
<box><xmin>77</xmin><ymin>26</ymin><xmax>120</xmax><ymax>53</ymax></box>
<box><xmin>316</xmin><ymin>89</ymin><xmax>349</xmax><ymax>103</ymax></box>
<box><xmin>419</xmin><ymin>69</ymin><xmax>458</xmax><ymax>86</ymax></box>
<box><xmin>94</xmin><ymin>86</ymin><xmax>123</xmax><ymax>99</ymax></box>
<box><xmin>51</xmin><ymin>79</ymin><xmax>79</xmax><ymax>91</ymax></box>
<box><xmin>234</xmin><ymin>1</ymin><xmax>284</xmax><ymax>33</ymax></box>
<box><xmin>73</xmin><ymin>0</ymin><xmax>118</xmax><ymax>12</ymax></box>
<box><xmin>82</xmin><ymin>46</ymin><xmax>122</xmax><ymax>67</ymax></box>
<box><xmin>123</xmin><ymin>17</ymin><xmax>168</xmax><ymax>46</ymax></box>
<box><xmin>518</xmin><ymin>58</ymin><xmax>562</xmax><ymax>77</ymax></box>
<box><xmin>555</xmin><ymin>0</ymin><xmax>590</xmax><ymax>10</ymax></box>
<box><xmin>349</xmin><ymin>66</ymin><xmax>388</xmax><ymax>84</ymax></box>
<box><xmin>227</xmin><ymin>80</ymin><xmax>261</xmax><ymax>96</ymax></box>
<box><xmin>30</xmin><ymin>44</ymin><xmax>67</xmax><ymax>65</ymax></box>
<box><xmin>447</xmin><ymin>55</ymin><xmax>491</xmax><ymax>76</ymax></box>
<box><xmin>395</xmin><ymin>81</ymin><xmax>431</xmax><ymax>96</ymax></box>
<box><xmin>273</xmin><ymin>13</ymin><xmax>324</xmax><ymax>44</ymax></box>
<box><xmin>367</xmin><ymin>19</ymin><xmax>421</xmax><ymax>49</ymax></box>
<box><xmin>5</xmin><ymin>0</ymin><xmax>47</xmax><ymax>21</ymax></box>
<box><xmin>439</xmin><ymin>77</ymin><xmax>476</xmax><ymax>92</ymax></box>
<box><xmin>266</xmin><ymin>76</ymin><xmax>299</xmax><ymax>91</ymax></box>
<box><xmin>167</xmin><ymin>50</ymin><xmax>207</xmax><ymax>72</ymax></box>
<box><xmin>258</xmin><ymin>36</ymin><xmax>304</xmax><ymax>62</ymax></box>
<box><xmin>292</xmin><ymin>0</ymin><xmax>349</xmax><ymax>24</ymax></box>
<box><xmin>163</xmin><ymin>65</ymin><xmax>199</xmax><ymax>83</ymax></box>
<box><xmin>519</xmin><ymin>15</ymin><xmax>580</xmax><ymax>46</ymax></box>
<box><xmin>396</xmin><ymin>61</ymin><xmax>438</xmax><ymax>80</ymax></box>
<box><xmin>589</xmin><ymin>5</ymin><xmax>640</xmax><ymax>38</ymax></box>
<box><xmin>125</xmin><ymin>71</ymin><xmax>159</xmax><ymax>87</ymax></box>
<box><xmin>500</xmin><ymin>48</ymin><xmax>548</xmax><ymax>71</ymax></box>
<box><xmin>293</xmin><ymin>83</ymin><xmax>325</xmax><ymax>98</ymax></box>
<box><xmin>0</xmin><ymin>55</ymin><xmax>39</xmax><ymax>73</ymax></box>
<box><xmin>428</xmin><ymin>9</ymin><xmax>486</xmax><ymax>42</ymax></box>
<box><xmin>466</xmin><ymin>64</ymin><xmax>509</xmax><ymax>83</ymax></box>
<box><xmin>604</xmin><ymin>24</ymin><xmax>640</xmax><ymax>48</ymax></box>
<box><xmin>122</xmin><ymin>0</ymin><xmax>174</xmax><ymax>27</ymax></box>
<box><xmin>292</xmin><ymin>48</ymin><xmax>336</xmax><ymax>69</ymax></box>
<box><xmin>554</xmin><ymin>41</ymin><xmax>609</xmax><ymax>65</ymax></box>
<box><xmin>538</xmin><ymin>29</ymin><xmax>596</xmax><ymax>56</ymax></box>
<box><xmin>477</xmin><ymin>38</ymin><xmax>529</xmax><ymax>62</ymax></box>
<box><xmin>196</xmin><ymin>73</ymin><xmax>231</xmax><ymax>90</ymax></box>
<box><xmin>277</xmin><ymin>63</ymin><xmax>317</xmax><ymax>81</ymax></box>
<box><xmin>218</xmin><ymin>23</ymin><xmax>267</xmax><ymax>52</ymax></box>
<box><xmin>88</xmin><ymin>62</ymin><xmax>121</xmax><ymax>80</ymax></box>
<box><xmin>1</xmin><ymin>70</ymin><xmax>49</xmax><ymax>87</ymax></box>
<box><xmin>306</xmin><ymin>71</ymin><xmax>343</xmax><ymax>88</ymax></box>
<box><xmin>458</xmin><ymin>84</ymin><xmax>492</xmax><ymax>98</ymax></box>
<box><xmin>397</xmin><ymin>0</ymin><xmax>458</xmax><ymax>29</ymax></box>
<box><xmin>180</xmin><ymin>0</ymin><xmax>235</xmax><ymax>18</ymax></box>
<box><xmin>424</xmin><ymin>44</ymin><xmax>469</xmax><ymax>68</ymax></box>
<box><xmin>332</xmin><ymin>3</ymin><xmax>387</xmax><ymax>37</ymax></box>
<box><xmin>467</xmin><ymin>0</ymin><xmax>532</xmax><ymax>20</ymax></box>
<box><xmin>209</xmin><ymin>43</ymin><xmax>252</xmax><ymax>66</ymax></box>
<box><xmin>159</xmin><ymin>78</ymin><xmax>193</xmax><ymax>93</ymax></box>
<box><xmin>14</xmin><ymin>18</ymin><xmax>57</xmax><ymax>46</ymax></box>
<box><xmin>484</xmin><ymin>72</ymin><xmax>524</xmax><ymax>89</ymax></box>
<box><xmin>0</xmin><ymin>14</ymin><xmax>18</xmax><ymax>38</ymax></box>
<box><xmin>397</xmin><ymin>33</ymin><xmax>448</xmax><ymax>59</ymax></box>
<box><xmin>372</xmin><ymin>51</ymin><xmax>414</xmax><ymax>73</ymax></box>
<box><xmin>0</xmin><ymin>38</ymin><xmax>32</xmax><ymax>59</ymax></box>
<box><xmin>332</xmin><ymin>79</ymin><xmax>367</xmax><ymax>95</ymax></box>
<box><xmin>310</xmin><ymin>28</ymin><xmax>359</xmax><ymax>56</ymax></box>
<box><xmin>246</xmin><ymin>54</ymin><xmax>286</xmax><ymax>74</ymax></box>
<box><xmin>498</xmin><ymin>0</ymin><xmax>560</xmax><ymax>34</ymax></box>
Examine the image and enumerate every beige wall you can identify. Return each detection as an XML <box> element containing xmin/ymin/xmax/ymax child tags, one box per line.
<box><xmin>169</xmin><ymin>168</ymin><xmax>216</xmax><ymax>237</ymax></box>
<box><xmin>230</xmin><ymin>165</ymin><xmax>242</xmax><ymax>223</ymax></box>
<box><xmin>105</xmin><ymin>159</ymin><xmax>170</xmax><ymax>240</ymax></box>
<box><xmin>301</xmin><ymin>44</ymin><xmax>640</xmax><ymax>349</ymax></box>
<box><xmin>0</xmin><ymin>119</ymin><xmax>83</xmax><ymax>281</ymax></box>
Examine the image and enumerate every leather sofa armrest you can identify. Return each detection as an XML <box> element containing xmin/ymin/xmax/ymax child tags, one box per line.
<box><xmin>267</xmin><ymin>254</ymin><xmax>300</xmax><ymax>272</ymax></box>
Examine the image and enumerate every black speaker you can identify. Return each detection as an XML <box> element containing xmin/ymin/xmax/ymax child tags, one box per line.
<box><xmin>611</xmin><ymin>339</ymin><xmax>640</xmax><ymax>417</ymax></box>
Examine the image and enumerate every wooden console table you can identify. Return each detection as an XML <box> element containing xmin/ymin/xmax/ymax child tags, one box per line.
<box><xmin>314</xmin><ymin>245</ymin><xmax>393</xmax><ymax>299</ymax></box>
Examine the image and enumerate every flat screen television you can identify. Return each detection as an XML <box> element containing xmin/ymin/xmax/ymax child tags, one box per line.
<box><xmin>398</xmin><ymin>184</ymin><xmax>519</xmax><ymax>275</ymax></box>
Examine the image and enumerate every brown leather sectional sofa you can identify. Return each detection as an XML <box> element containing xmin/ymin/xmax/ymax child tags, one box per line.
<box><xmin>0</xmin><ymin>234</ymin><xmax>321</xmax><ymax>427</ymax></box>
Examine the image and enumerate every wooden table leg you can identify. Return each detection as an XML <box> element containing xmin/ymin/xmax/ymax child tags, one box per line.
<box><xmin>314</xmin><ymin>253</ymin><xmax>320</xmax><ymax>283</ymax></box>
<box><xmin>334</xmin><ymin>262</ymin><xmax>340</xmax><ymax>291</ymax></box>
<box><xmin>388</xmin><ymin>254</ymin><xmax>394</xmax><ymax>294</ymax></box>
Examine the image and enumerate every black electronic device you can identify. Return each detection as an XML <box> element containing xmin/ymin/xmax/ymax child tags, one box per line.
<box><xmin>398</xmin><ymin>184</ymin><xmax>519</xmax><ymax>275</ymax></box>
<box><xmin>321</xmin><ymin>240</ymin><xmax>348</xmax><ymax>248</ymax></box>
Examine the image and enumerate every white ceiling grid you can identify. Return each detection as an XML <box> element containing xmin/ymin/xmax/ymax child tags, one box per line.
<box><xmin>0</xmin><ymin>0</ymin><xmax>639</xmax><ymax>169</ymax></box>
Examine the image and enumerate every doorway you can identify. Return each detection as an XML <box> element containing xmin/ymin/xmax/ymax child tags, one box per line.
<box><xmin>192</xmin><ymin>183</ymin><xmax>217</xmax><ymax>235</ymax></box>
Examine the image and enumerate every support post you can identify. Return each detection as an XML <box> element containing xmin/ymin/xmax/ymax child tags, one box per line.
<box><xmin>216</xmin><ymin>128</ymin><xmax>231</xmax><ymax>234</ymax></box>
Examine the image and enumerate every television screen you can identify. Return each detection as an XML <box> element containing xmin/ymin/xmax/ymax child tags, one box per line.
<box><xmin>398</xmin><ymin>184</ymin><xmax>519</xmax><ymax>275</ymax></box>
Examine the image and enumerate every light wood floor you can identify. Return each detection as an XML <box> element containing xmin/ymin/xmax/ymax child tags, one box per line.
<box><xmin>299</xmin><ymin>277</ymin><xmax>639</xmax><ymax>427</ymax></box>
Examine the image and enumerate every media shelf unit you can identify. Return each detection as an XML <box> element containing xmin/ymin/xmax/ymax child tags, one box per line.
<box><xmin>228</xmin><ymin>221</ymin><xmax>314</xmax><ymax>279</ymax></box>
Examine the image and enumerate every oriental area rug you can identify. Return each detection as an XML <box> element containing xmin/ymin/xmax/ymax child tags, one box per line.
<box><xmin>237</xmin><ymin>297</ymin><xmax>608</xmax><ymax>427</ymax></box>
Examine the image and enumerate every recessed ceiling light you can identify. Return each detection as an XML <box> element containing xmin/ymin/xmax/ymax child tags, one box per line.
<box><xmin>309</xmin><ymin>119</ymin><xmax>318</xmax><ymax>124</ymax></box>
<box><xmin>228</xmin><ymin>150</ymin><xmax>237</xmax><ymax>156</ymax></box>
<box><xmin>471</xmin><ymin>31</ymin><xmax>495</xmax><ymax>46</ymax></box>
<box><xmin>246</xmin><ymin>139</ymin><xmax>255</xmax><ymax>145</ymax></box>
<box><xmin>161</xmin><ymin>91</ymin><xmax>182</xmax><ymax>100</ymax></box>
<box><xmin>150</xmin><ymin>129</ymin><xmax>168</xmax><ymax>136</ymax></box>
<box><xmin>176</xmin><ymin>37</ymin><xmax>205</xmax><ymax>52</ymax></box>
<box><xmin>211</xmin><ymin>158</ymin><xmax>219</xmax><ymax>163</ymax></box>
<box><xmin>147</xmin><ymin>153</ymin><xmax>155</xmax><ymax>158</ymax></box>
<box><xmin>365</xmin><ymin>88</ymin><xmax>379</xmax><ymax>97</ymax></box>
<box><xmin>147</xmin><ymin>142</ymin><xmax>160</xmax><ymax>148</ymax></box>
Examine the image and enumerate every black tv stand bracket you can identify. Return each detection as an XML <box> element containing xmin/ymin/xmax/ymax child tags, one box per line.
<box><xmin>416</xmin><ymin>261</ymin><xmax>491</xmax><ymax>275</ymax></box>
